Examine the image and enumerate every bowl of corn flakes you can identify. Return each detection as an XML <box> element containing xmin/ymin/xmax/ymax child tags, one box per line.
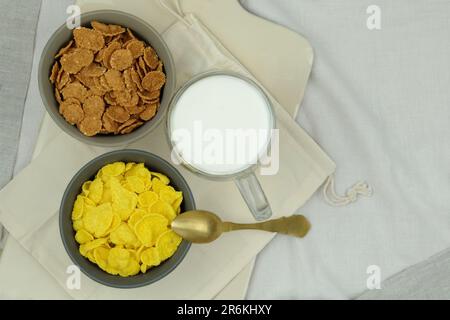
<box><xmin>59</xmin><ymin>150</ymin><xmax>195</xmax><ymax>288</ymax></box>
<box><xmin>39</xmin><ymin>10</ymin><xmax>176</xmax><ymax>146</ymax></box>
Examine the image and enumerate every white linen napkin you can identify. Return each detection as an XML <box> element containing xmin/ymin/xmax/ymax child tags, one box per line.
<box><xmin>0</xmin><ymin>13</ymin><xmax>335</xmax><ymax>299</ymax></box>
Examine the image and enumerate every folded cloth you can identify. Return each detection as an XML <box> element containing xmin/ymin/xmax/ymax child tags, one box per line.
<box><xmin>0</xmin><ymin>12</ymin><xmax>334</xmax><ymax>299</ymax></box>
<box><xmin>0</xmin><ymin>0</ymin><xmax>42</xmax><ymax>251</ymax></box>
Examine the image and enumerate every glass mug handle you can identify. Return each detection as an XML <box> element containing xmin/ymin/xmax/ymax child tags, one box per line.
<box><xmin>234</xmin><ymin>172</ymin><xmax>272</xmax><ymax>221</ymax></box>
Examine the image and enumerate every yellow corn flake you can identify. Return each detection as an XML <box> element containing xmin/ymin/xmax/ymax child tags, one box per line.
<box><xmin>72</xmin><ymin>162</ymin><xmax>183</xmax><ymax>277</ymax></box>
<box><xmin>151</xmin><ymin>177</ymin><xmax>166</xmax><ymax>194</ymax></box>
<box><xmin>134</xmin><ymin>214</ymin><xmax>168</xmax><ymax>247</ymax></box>
<box><xmin>140</xmin><ymin>247</ymin><xmax>161</xmax><ymax>267</ymax></box>
<box><xmin>119</xmin><ymin>258</ymin><xmax>140</xmax><ymax>277</ymax></box>
<box><xmin>136</xmin><ymin>245</ymin><xmax>146</xmax><ymax>261</ymax></box>
<box><xmin>72</xmin><ymin>195</ymin><xmax>85</xmax><ymax>220</ymax></box>
<box><xmin>99</xmin><ymin>162</ymin><xmax>125</xmax><ymax>178</ymax></box>
<box><xmin>123</xmin><ymin>175</ymin><xmax>146</xmax><ymax>194</ymax></box>
<box><xmin>137</xmin><ymin>191</ymin><xmax>158</xmax><ymax>209</ymax></box>
<box><xmin>82</xmin><ymin>181</ymin><xmax>91</xmax><ymax>196</ymax></box>
<box><xmin>87</xmin><ymin>178</ymin><xmax>103</xmax><ymax>204</ymax></box>
<box><xmin>158</xmin><ymin>185</ymin><xmax>183</xmax><ymax>212</ymax></box>
<box><xmin>111</xmin><ymin>185</ymin><xmax>138</xmax><ymax>221</ymax></box>
<box><xmin>128</xmin><ymin>209</ymin><xmax>146</xmax><ymax>229</ymax></box>
<box><xmin>106</xmin><ymin>266</ymin><xmax>120</xmax><ymax>276</ymax></box>
<box><xmin>86</xmin><ymin>250</ymin><xmax>97</xmax><ymax>264</ymax></box>
<box><xmin>75</xmin><ymin>229</ymin><xmax>94</xmax><ymax>244</ymax></box>
<box><xmin>127</xmin><ymin>249</ymin><xmax>139</xmax><ymax>262</ymax></box>
<box><xmin>149</xmin><ymin>200</ymin><xmax>177</xmax><ymax>222</ymax></box>
<box><xmin>160</xmin><ymin>187</ymin><xmax>182</xmax><ymax>206</ymax></box>
<box><xmin>108</xmin><ymin>247</ymin><xmax>130</xmax><ymax>270</ymax></box>
<box><xmin>125</xmin><ymin>162</ymin><xmax>136</xmax><ymax>172</ymax></box>
<box><xmin>79</xmin><ymin>238</ymin><xmax>108</xmax><ymax>257</ymax></box>
<box><xmin>106</xmin><ymin>213</ymin><xmax>121</xmax><ymax>234</ymax></box>
<box><xmin>99</xmin><ymin>185</ymin><xmax>112</xmax><ymax>204</ymax></box>
<box><xmin>93</xmin><ymin>246</ymin><xmax>110</xmax><ymax>271</ymax></box>
<box><xmin>110</xmin><ymin>222</ymin><xmax>139</xmax><ymax>248</ymax></box>
<box><xmin>83</xmin><ymin>203</ymin><xmax>113</xmax><ymax>237</ymax></box>
<box><xmin>125</xmin><ymin>163</ymin><xmax>151</xmax><ymax>182</ymax></box>
<box><xmin>150</xmin><ymin>172</ymin><xmax>170</xmax><ymax>185</ymax></box>
<box><xmin>172</xmin><ymin>195</ymin><xmax>183</xmax><ymax>212</ymax></box>
<box><xmin>110</xmin><ymin>178</ymin><xmax>138</xmax><ymax>220</ymax></box>
<box><xmin>73</xmin><ymin>219</ymin><xmax>84</xmax><ymax>231</ymax></box>
<box><xmin>156</xmin><ymin>230</ymin><xmax>182</xmax><ymax>261</ymax></box>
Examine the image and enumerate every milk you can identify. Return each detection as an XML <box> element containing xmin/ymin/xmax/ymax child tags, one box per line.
<box><xmin>169</xmin><ymin>74</ymin><xmax>273</xmax><ymax>176</ymax></box>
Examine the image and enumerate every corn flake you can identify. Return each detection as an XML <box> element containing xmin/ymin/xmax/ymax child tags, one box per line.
<box><xmin>126</xmin><ymin>40</ymin><xmax>144</xmax><ymax>59</ymax></box>
<box><xmin>72</xmin><ymin>195</ymin><xmax>85</xmax><ymax>220</ymax></box>
<box><xmin>128</xmin><ymin>209</ymin><xmax>146</xmax><ymax>229</ymax></box>
<box><xmin>79</xmin><ymin>238</ymin><xmax>108</xmax><ymax>257</ymax></box>
<box><xmin>78</xmin><ymin>116</ymin><xmax>102</xmax><ymax>137</ymax></box>
<box><xmin>140</xmin><ymin>247</ymin><xmax>161</xmax><ymax>267</ymax></box>
<box><xmin>134</xmin><ymin>214</ymin><xmax>168</xmax><ymax>247</ymax></box>
<box><xmin>138</xmin><ymin>191</ymin><xmax>158</xmax><ymax>209</ymax></box>
<box><xmin>61</xmin><ymin>82</ymin><xmax>88</xmax><ymax>102</ymax></box>
<box><xmin>110</xmin><ymin>222</ymin><xmax>140</xmax><ymax>248</ymax></box>
<box><xmin>75</xmin><ymin>229</ymin><xmax>94</xmax><ymax>244</ymax></box>
<box><xmin>111</xmin><ymin>178</ymin><xmax>138</xmax><ymax>220</ymax></box>
<box><xmin>55</xmin><ymin>40</ymin><xmax>74</xmax><ymax>59</ymax></box>
<box><xmin>73</xmin><ymin>219</ymin><xmax>84</xmax><ymax>232</ymax></box>
<box><xmin>59</xmin><ymin>98</ymin><xmax>84</xmax><ymax>125</ymax></box>
<box><xmin>73</xmin><ymin>27</ymin><xmax>105</xmax><ymax>52</ymax></box>
<box><xmin>60</xmin><ymin>48</ymin><xmax>94</xmax><ymax>74</ymax></box>
<box><xmin>91</xmin><ymin>21</ymin><xmax>126</xmax><ymax>36</ymax></box>
<box><xmin>83</xmin><ymin>95</ymin><xmax>105</xmax><ymax>118</ymax></box>
<box><xmin>139</xmin><ymin>103</ymin><xmax>158</xmax><ymax>121</ymax></box>
<box><xmin>108</xmin><ymin>247</ymin><xmax>131</xmax><ymax>270</ymax></box>
<box><xmin>143</xmin><ymin>47</ymin><xmax>159</xmax><ymax>70</ymax></box>
<box><xmin>105</xmin><ymin>106</ymin><xmax>130</xmax><ymax>123</ymax></box>
<box><xmin>110</xmin><ymin>49</ymin><xmax>133</xmax><ymax>71</ymax></box>
<box><xmin>120</xmin><ymin>121</ymin><xmax>144</xmax><ymax>134</ymax></box>
<box><xmin>156</xmin><ymin>230</ymin><xmax>182</xmax><ymax>261</ymax></box>
<box><xmin>50</xmin><ymin>62</ymin><xmax>59</xmax><ymax>84</ymax></box>
<box><xmin>83</xmin><ymin>203</ymin><xmax>113</xmax><ymax>237</ymax></box>
<box><xmin>141</xmin><ymin>71</ymin><xmax>166</xmax><ymax>92</ymax></box>
<box><xmin>149</xmin><ymin>200</ymin><xmax>177</xmax><ymax>221</ymax></box>
<box><xmin>94</xmin><ymin>246</ymin><xmax>110</xmax><ymax>271</ymax></box>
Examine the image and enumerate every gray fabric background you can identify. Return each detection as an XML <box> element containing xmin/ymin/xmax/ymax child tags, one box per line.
<box><xmin>358</xmin><ymin>247</ymin><xmax>450</xmax><ymax>299</ymax></box>
<box><xmin>0</xmin><ymin>0</ymin><xmax>42</xmax><ymax>250</ymax></box>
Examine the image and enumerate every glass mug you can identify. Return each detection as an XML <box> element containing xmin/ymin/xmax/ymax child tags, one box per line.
<box><xmin>166</xmin><ymin>71</ymin><xmax>275</xmax><ymax>221</ymax></box>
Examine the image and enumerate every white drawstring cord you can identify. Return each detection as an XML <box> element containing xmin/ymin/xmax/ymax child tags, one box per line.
<box><xmin>159</xmin><ymin>0</ymin><xmax>191</xmax><ymax>27</ymax></box>
<box><xmin>323</xmin><ymin>174</ymin><xmax>373</xmax><ymax>206</ymax></box>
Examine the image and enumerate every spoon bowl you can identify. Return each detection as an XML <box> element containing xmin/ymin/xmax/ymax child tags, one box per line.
<box><xmin>171</xmin><ymin>210</ymin><xmax>224</xmax><ymax>244</ymax></box>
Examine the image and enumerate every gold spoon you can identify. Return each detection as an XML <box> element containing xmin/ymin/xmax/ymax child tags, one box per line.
<box><xmin>171</xmin><ymin>210</ymin><xmax>311</xmax><ymax>244</ymax></box>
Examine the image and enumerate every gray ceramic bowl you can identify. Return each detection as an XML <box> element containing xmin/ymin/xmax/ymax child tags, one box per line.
<box><xmin>60</xmin><ymin>150</ymin><xmax>194</xmax><ymax>288</ymax></box>
<box><xmin>39</xmin><ymin>10</ymin><xmax>176</xmax><ymax>147</ymax></box>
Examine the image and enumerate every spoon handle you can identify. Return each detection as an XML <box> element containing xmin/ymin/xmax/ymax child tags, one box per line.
<box><xmin>222</xmin><ymin>215</ymin><xmax>311</xmax><ymax>238</ymax></box>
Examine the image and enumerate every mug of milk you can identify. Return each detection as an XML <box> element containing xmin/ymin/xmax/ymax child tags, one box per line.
<box><xmin>167</xmin><ymin>71</ymin><xmax>275</xmax><ymax>221</ymax></box>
